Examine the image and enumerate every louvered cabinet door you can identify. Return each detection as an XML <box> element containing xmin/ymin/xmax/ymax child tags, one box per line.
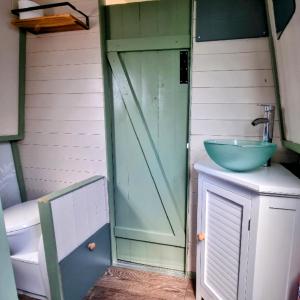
<box><xmin>197</xmin><ymin>181</ymin><xmax>251</xmax><ymax>300</ymax></box>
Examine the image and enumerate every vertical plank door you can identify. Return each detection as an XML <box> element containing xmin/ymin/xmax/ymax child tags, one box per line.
<box><xmin>106</xmin><ymin>0</ymin><xmax>191</xmax><ymax>271</ymax></box>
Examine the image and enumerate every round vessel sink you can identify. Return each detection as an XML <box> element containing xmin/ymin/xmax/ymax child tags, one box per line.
<box><xmin>204</xmin><ymin>139</ymin><xmax>277</xmax><ymax>172</ymax></box>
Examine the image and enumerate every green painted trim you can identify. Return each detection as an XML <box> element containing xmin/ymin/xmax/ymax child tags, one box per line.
<box><xmin>114</xmin><ymin>261</ymin><xmax>186</xmax><ymax>278</ymax></box>
<box><xmin>0</xmin><ymin>201</ymin><xmax>18</xmax><ymax>300</ymax></box>
<box><xmin>38</xmin><ymin>201</ymin><xmax>64</xmax><ymax>300</ymax></box>
<box><xmin>98</xmin><ymin>0</ymin><xmax>118</xmax><ymax>264</ymax></box>
<box><xmin>283</xmin><ymin>140</ymin><xmax>300</xmax><ymax>154</ymax></box>
<box><xmin>107</xmin><ymin>35</ymin><xmax>191</xmax><ymax>52</ymax></box>
<box><xmin>18</xmin><ymin>30</ymin><xmax>26</xmax><ymax>140</ymax></box>
<box><xmin>115</xmin><ymin>226</ymin><xmax>184</xmax><ymax>247</ymax></box>
<box><xmin>265</xmin><ymin>0</ymin><xmax>285</xmax><ymax>140</ymax></box>
<box><xmin>38</xmin><ymin>176</ymin><xmax>104</xmax><ymax>204</ymax></box>
<box><xmin>0</xmin><ymin>135</ymin><xmax>23</xmax><ymax>142</ymax></box>
<box><xmin>265</xmin><ymin>0</ymin><xmax>300</xmax><ymax>155</ymax></box>
<box><xmin>10</xmin><ymin>142</ymin><xmax>27</xmax><ymax>202</ymax></box>
<box><xmin>0</xmin><ymin>31</ymin><xmax>26</xmax><ymax>142</ymax></box>
<box><xmin>185</xmin><ymin>0</ymin><xmax>194</xmax><ymax>277</ymax></box>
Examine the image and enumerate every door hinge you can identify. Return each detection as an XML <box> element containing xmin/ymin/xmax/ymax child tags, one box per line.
<box><xmin>180</xmin><ymin>50</ymin><xmax>189</xmax><ymax>84</ymax></box>
<box><xmin>186</xmin><ymin>142</ymin><xmax>189</xmax><ymax>149</ymax></box>
<box><xmin>248</xmin><ymin>219</ymin><xmax>251</xmax><ymax>231</ymax></box>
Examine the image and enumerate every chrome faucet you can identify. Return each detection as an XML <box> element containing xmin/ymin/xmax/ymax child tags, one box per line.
<box><xmin>251</xmin><ymin>104</ymin><xmax>275</xmax><ymax>167</ymax></box>
<box><xmin>251</xmin><ymin>104</ymin><xmax>275</xmax><ymax>143</ymax></box>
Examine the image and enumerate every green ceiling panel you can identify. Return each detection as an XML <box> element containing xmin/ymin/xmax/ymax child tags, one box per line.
<box><xmin>196</xmin><ymin>0</ymin><xmax>269</xmax><ymax>42</ymax></box>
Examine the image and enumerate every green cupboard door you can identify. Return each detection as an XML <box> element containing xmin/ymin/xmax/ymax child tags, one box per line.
<box><xmin>108</xmin><ymin>49</ymin><xmax>189</xmax><ymax>271</ymax></box>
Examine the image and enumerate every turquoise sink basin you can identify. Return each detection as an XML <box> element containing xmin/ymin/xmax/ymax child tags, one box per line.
<box><xmin>204</xmin><ymin>139</ymin><xmax>277</xmax><ymax>172</ymax></box>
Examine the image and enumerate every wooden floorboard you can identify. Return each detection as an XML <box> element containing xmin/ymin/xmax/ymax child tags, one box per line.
<box><xmin>86</xmin><ymin>267</ymin><xmax>196</xmax><ymax>300</ymax></box>
<box><xmin>18</xmin><ymin>266</ymin><xmax>196</xmax><ymax>300</ymax></box>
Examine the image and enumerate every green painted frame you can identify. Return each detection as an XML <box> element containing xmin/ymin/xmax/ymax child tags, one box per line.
<box><xmin>265</xmin><ymin>0</ymin><xmax>300</xmax><ymax>155</ymax></box>
<box><xmin>99</xmin><ymin>0</ymin><xmax>193</xmax><ymax>272</ymax></box>
<box><xmin>38</xmin><ymin>176</ymin><xmax>104</xmax><ymax>300</ymax></box>
<box><xmin>39</xmin><ymin>200</ymin><xmax>63</xmax><ymax>300</ymax></box>
<box><xmin>0</xmin><ymin>201</ymin><xmax>18</xmax><ymax>300</ymax></box>
<box><xmin>98</xmin><ymin>0</ymin><xmax>118</xmax><ymax>264</ymax></box>
<box><xmin>184</xmin><ymin>0</ymin><xmax>195</xmax><ymax>277</ymax></box>
<box><xmin>11</xmin><ymin>142</ymin><xmax>27</xmax><ymax>202</ymax></box>
<box><xmin>283</xmin><ymin>140</ymin><xmax>300</xmax><ymax>154</ymax></box>
<box><xmin>107</xmin><ymin>35</ymin><xmax>191</xmax><ymax>52</ymax></box>
<box><xmin>0</xmin><ymin>30</ymin><xmax>26</xmax><ymax>142</ymax></box>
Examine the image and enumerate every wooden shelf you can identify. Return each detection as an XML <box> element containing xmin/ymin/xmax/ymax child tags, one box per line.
<box><xmin>12</xmin><ymin>13</ymin><xmax>89</xmax><ymax>34</ymax></box>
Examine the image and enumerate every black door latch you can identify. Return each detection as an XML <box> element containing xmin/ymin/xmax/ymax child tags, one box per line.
<box><xmin>180</xmin><ymin>50</ymin><xmax>189</xmax><ymax>84</ymax></box>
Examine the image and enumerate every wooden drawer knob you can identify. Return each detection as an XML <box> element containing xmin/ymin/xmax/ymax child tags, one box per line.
<box><xmin>197</xmin><ymin>232</ymin><xmax>205</xmax><ymax>241</ymax></box>
<box><xmin>87</xmin><ymin>242</ymin><xmax>96</xmax><ymax>251</ymax></box>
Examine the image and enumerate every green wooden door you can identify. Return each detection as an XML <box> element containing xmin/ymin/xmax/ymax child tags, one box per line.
<box><xmin>106</xmin><ymin>0</ymin><xmax>191</xmax><ymax>271</ymax></box>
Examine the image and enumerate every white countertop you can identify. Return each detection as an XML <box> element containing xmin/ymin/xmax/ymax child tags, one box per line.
<box><xmin>194</xmin><ymin>160</ymin><xmax>300</xmax><ymax>197</ymax></box>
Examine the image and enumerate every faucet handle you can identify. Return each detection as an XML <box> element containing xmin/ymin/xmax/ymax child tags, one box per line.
<box><xmin>257</xmin><ymin>104</ymin><xmax>275</xmax><ymax>112</ymax></box>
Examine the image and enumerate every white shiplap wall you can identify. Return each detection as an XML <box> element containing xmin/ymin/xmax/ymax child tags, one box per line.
<box><xmin>186</xmin><ymin>9</ymin><xmax>291</xmax><ymax>271</ymax></box>
<box><xmin>0</xmin><ymin>0</ymin><xmax>20</xmax><ymax>136</ymax></box>
<box><xmin>18</xmin><ymin>0</ymin><xmax>106</xmax><ymax>199</ymax></box>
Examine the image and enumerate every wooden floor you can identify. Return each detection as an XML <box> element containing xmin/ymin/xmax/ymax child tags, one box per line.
<box><xmin>19</xmin><ymin>266</ymin><xmax>196</xmax><ymax>300</ymax></box>
<box><xmin>86</xmin><ymin>267</ymin><xmax>196</xmax><ymax>300</ymax></box>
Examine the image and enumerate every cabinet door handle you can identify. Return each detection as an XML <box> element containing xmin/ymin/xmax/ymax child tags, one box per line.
<box><xmin>197</xmin><ymin>232</ymin><xmax>205</xmax><ymax>241</ymax></box>
<box><xmin>87</xmin><ymin>242</ymin><xmax>96</xmax><ymax>251</ymax></box>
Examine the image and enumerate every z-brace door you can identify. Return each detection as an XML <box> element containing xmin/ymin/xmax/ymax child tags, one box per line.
<box><xmin>106</xmin><ymin>0</ymin><xmax>191</xmax><ymax>272</ymax></box>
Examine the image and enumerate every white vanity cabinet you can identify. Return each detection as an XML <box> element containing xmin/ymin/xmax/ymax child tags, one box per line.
<box><xmin>195</xmin><ymin>161</ymin><xmax>300</xmax><ymax>300</ymax></box>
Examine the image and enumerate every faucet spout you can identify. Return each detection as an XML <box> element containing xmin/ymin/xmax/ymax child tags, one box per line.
<box><xmin>251</xmin><ymin>104</ymin><xmax>275</xmax><ymax>144</ymax></box>
<box><xmin>251</xmin><ymin>118</ymin><xmax>269</xmax><ymax>126</ymax></box>
<box><xmin>251</xmin><ymin>104</ymin><xmax>275</xmax><ymax>167</ymax></box>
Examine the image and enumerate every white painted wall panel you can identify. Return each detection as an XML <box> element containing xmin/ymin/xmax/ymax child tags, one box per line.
<box><xmin>191</xmin><ymin>103</ymin><xmax>279</xmax><ymax>121</ymax></box>
<box><xmin>24</xmin><ymin>167</ymin><xmax>106</xmax><ymax>189</ymax></box>
<box><xmin>192</xmin><ymin>37</ymin><xmax>270</xmax><ymax>54</ymax></box>
<box><xmin>191</xmin><ymin>87</ymin><xmax>275</xmax><ymax>104</ymax></box>
<box><xmin>0</xmin><ymin>0</ymin><xmax>20</xmax><ymax>136</ymax></box>
<box><xmin>25</xmin><ymin>107</ymin><xmax>104</xmax><ymax>121</ymax></box>
<box><xmin>26</xmin><ymin>64</ymin><xmax>102</xmax><ymax>81</ymax></box>
<box><xmin>18</xmin><ymin>0</ymin><xmax>107</xmax><ymax>199</ymax></box>
<box><xmin>22</xmin><ymin>155</ymin><xmax>105</xmax><ymax>172</ymax></box>
<box><xmin>51</xmin><ymin>193</ymin><xmax>77</xmax><ymax>261</ymax></box>
<box><xmin>191</xmin><ymin>119</ymin><xmax>281</xmax><ymax>137</ymax></box>
<box><xmin>38</xmin><ymin>0</ymin><xmax>100</xmax><ymax>17</ymax></box>
<box><xmin>51</xmin><ymin>178</ymin><xmax>108</xmax><ymax>261</ymax></box>
<box><xmin>20</xmin><ymin>145</ymin><xmax>106</xmax><ymax>161</ymax></box>
<box><xmin>192</xmin><ymin>52</ymin><xmax>272</xmax><ymax>71</ymax></box>
<box><xmin>25</xmin><ymin>120</ymin><xmax>105</xmax><ymax>135</ymax></box>
<box><xmin>26</xmin><ymin>93</ymin><xmax>104</xmax><ymax>108</ymax></box>
<box><xmin>192</xmin><ymin>70</ymin><xmax>274</xmax><ymax>88</ymax></box>
<box><xmin>19</xmin><ymin>132</ymin><xmax>105</xmax><ymax>147</ymax></box>
<box><xmin>26</xmin><ymin>79</ymin><xmax>103</xmax><ymax>94</ymax></box>
<box><xmin>27</xmin><ymin>48</ymin><xmax>101</xmax><ymax>67</ymax></box>
<box><xmin>27</xmin><ymin>32</ymin><xmax>100</xmax><ymax>52</ymax></box>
